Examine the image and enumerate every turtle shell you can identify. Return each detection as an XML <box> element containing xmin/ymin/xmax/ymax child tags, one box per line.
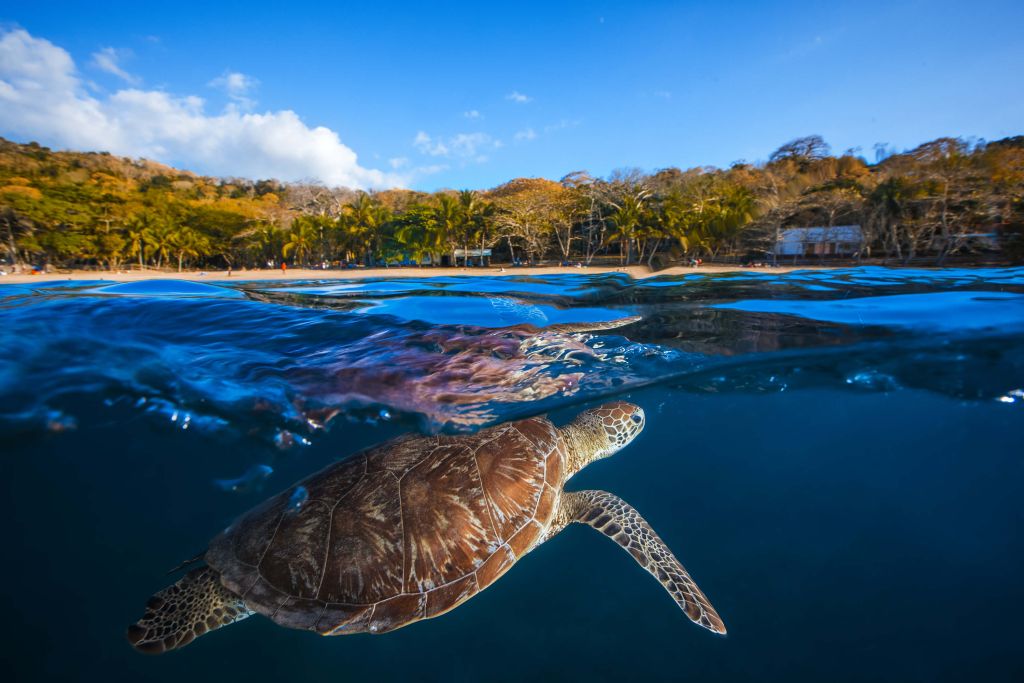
<box><xmin>205</xmin><ymin>416</ymin><xmax>565</xmax><ymax>635</ymax></box>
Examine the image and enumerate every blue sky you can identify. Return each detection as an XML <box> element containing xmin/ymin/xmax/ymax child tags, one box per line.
<box><xmin>1</xmin><ymin>0</ymin><xmax>1022</xmax><ymax>190</ymax></box>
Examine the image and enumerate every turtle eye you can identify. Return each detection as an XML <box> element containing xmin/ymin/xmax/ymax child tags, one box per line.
<box><xmin>630</xmin><ymin>414</ymin><xmax>642</xmax><ymax>424</ymax></box>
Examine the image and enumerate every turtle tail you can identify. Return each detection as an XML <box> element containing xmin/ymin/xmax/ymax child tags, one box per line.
<box><xmin>127</xmin><ymin>566</ymin><xmax>253</xmax><ymax>654</ymax></box>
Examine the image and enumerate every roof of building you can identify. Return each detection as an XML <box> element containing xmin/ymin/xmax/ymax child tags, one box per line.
<box><xmin>778</xmin><ymin>225</ymin><xmax>863</xmax><ymax>242</ymax></box>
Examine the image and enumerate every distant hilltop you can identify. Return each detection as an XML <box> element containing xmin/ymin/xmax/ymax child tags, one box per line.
<box><xmin>1</xmin><ymin>134</ymin><xmax>1022</xmax><ymax>273</ymax></box>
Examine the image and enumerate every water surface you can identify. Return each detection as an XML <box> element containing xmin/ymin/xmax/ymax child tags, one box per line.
<box><xmin>1</xmin><ymin>267</ymin><xmax>1022</xmax><ymax>682</ymax></box>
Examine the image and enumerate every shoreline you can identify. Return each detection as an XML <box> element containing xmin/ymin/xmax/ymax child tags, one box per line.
<box><xmin>0</xmin><ymin>263</ymin><xmax>842</xmax><ymax>285</ymax></box>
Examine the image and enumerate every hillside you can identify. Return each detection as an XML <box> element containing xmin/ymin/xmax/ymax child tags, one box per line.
<box><xmin>1</xmin><ymin>134</ymin><xmax>1022</xmax><ymax>271</ymax></box>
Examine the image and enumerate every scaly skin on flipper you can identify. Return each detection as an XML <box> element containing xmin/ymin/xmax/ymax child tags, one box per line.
<box><xmin>548</xmin><ymin>401</ymin><xmax>726</xmax><ymax>634</ymax></box>
<box><xmin>127</xmin><ymin>566</ymin><xmax>253</xmax><ymax>654</ymax></box>
<box><xmin>553</xmin><ymin>490</ymin><xmax>726</xmax><ymax>634</ymax></box>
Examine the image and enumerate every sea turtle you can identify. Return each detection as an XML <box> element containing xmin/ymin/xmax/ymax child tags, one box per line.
<box><xmin>127</xmin><ymin>401</ymin><xmax>725</xmax><ymax>653</ymax></box>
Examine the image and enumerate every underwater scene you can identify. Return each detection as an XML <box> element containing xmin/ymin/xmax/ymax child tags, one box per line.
<box><xmin>2</xmin><ymin>267</ymin><xmax>1023</xmax><ymax>682</ymax></box>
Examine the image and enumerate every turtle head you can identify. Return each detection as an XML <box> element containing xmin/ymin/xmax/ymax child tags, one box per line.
<box><xmin>563</xmin><ymin>401</ymin><xmax>645</xmax><ymax>476</ymax></box>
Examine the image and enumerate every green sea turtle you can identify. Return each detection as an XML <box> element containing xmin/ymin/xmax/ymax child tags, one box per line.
<box><xmin>127</xmin><ymin>402</ymin><xmax>725</xmax><ymax>653</ymax></box>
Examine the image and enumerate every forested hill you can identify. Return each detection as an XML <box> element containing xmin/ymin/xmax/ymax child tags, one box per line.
<box><xmin>1</xmin><ymin>134</ymin><xmax>1022</xmax><ymax>271</ymax></box>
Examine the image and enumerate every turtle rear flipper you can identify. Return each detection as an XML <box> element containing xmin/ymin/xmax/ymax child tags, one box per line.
<box><xmin>127</xmin><ymin>566</ymin><xmax>253</xmax><ymax>654</ymax></box>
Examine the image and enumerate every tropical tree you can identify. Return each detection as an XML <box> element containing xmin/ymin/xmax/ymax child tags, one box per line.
<box><xmin>170</xmin><ymin>227</ymin><xmax>211</xmax><ymax>272</ymax></box>
<box><xmin>432</xmin><ymin>193</ymin><xmax>461</xmax><ymax>265</ymax></box>
<box><xmin>390</xmin><ymin>204</ymin><xmax>438</xmax><ymax>264</ymax></box>
<box><xmin>282</xmin><ymin>216</ymin><xmax>319</xmax><ymax>266</ymax></box>
<box><xmin>457</xmin><ymin>190</ymin><xmax>496</xmax><ymax>265</ymax></box>
<box><xmin>345</xmin><ymin>192</ymin><xmax>391</xmax><ymax>265</ymax></box>
<box><xmin>605</xmin><ymin>189</ymin><xmax>650</xmax><ymax>264</ymax></box>
<box><xmin>146</xmin><ymin>223</ymin><xmax>176</xmax><ymax>269</ymax></box>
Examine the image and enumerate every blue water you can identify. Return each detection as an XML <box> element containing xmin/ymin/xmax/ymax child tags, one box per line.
<box><xmin>2</xmin><ymin>267</ymin><xmax>1023</xmax><ymax>682</ymax></box>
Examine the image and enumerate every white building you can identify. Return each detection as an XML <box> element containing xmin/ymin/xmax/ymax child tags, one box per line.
<box><xmin>773</xmin><ymin>225</ymin><xmax>864</xmax><ymax>257</ymax></box>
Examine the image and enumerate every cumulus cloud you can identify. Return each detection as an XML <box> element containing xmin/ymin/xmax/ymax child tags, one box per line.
<box><xmin>463</xmin><ymin>109</ymin><xmax>481</xmax><ymax>119</ymax></box>
<box><xmin>506</xmin><ymin>90</ymin><xmax>531</xmax><ymax>104</ymax></box>
<box><xmin>90</xmin><ymin>46</ymin><xmax>139</xmax><ymax>84</ymax></box>
<box><xmin>413</xmin><ymin>130</ymin><xmax>500</xmax><ymax>162</ymax></box>
<box><xmin>514</xmin><ymin>127</ymin><xmax>536</xmax><ymax>141</ymax></box>
<box><xmin>0</xmin><ymin>28</ymin><xmax>398</xmax><ymax>189</ymax></box>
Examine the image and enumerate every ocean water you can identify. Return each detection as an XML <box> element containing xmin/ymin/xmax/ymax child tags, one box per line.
<box><xmin>1</xmin><ymin>267</ymin><xmax>1023</xmax><ymax>682</ymax></box>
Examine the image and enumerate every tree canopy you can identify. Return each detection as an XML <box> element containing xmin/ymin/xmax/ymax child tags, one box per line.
<box><xmin>1</xmin><ymin>133</ymin><xmax>1021</xmax><ymax>271</ymax></box>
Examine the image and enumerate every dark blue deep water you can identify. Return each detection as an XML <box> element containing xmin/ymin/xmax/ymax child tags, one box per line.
<box><xmin>2</xmin><ymin>267</ymin><xmax>1023</xmax><ymax>682</ymax></box>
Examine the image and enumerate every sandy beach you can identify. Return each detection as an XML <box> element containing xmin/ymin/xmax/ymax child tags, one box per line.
<box><xmin>0</xmin><ymin>263</ymin><xmax>835</xmax><ymax>285</ymax></box>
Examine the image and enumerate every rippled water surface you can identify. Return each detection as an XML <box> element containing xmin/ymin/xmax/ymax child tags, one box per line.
<box><xmin>2</xmin><ymin>267</ymin><xmax>1023</xmax><ymax>682</ymax></box>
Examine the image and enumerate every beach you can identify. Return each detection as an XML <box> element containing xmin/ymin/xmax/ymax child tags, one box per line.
<box><xmin>0</xmin><ymin>263</ymin><xmax>835</xmax><ymax>284</ymax></box>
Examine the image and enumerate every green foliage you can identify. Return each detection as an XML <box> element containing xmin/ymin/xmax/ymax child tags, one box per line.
<box><xmin>0</xmin><ymin>133</ymin><xmax>1020</xmax><ymax>270</ymax></box>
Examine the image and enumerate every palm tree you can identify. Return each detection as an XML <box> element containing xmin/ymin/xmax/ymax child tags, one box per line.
<box><xmin>706</xmin><ymin>185</ymin><xmax>757</xmax><ymax>257</ymax></box>
<box><xmin>245</xmin><ymin>221</ymin><xmax>282</xmax><ymax>268</ymax></box>
<box><xmin>391</xmin><ymin>205</ymin><xmax>437</xmax><ymax>264</ymax></box>
<box><xmin>343</xmin><ymin>193</ymin><xmax>392</xmax><ymax>265</ymax></box>
<box><xmin>605</xmin><ymin>190</ymin><xmax>649</xmax><ymax>264</ymax></box>
<box><xmin>282</xmin><ymin>217</ymin><xmax>318</xmax><ymax>266</ymax></box>
<box><xmin>146</xmin><ymin>223</ymin><xmax>176</xmax><ymax>269</ymax></box>
<box><xmin>125</xmin><ymin>224</ymin><xmax>149</xmax><ymax>266</ymax></box>
<box><xmin>457</xmin><ymin>190</ymin><xmax>494</xmax><ymax>266</ymax></box>
<box><xmin>125</xmin><ymin>212</ymin><xmax>175</xmax><ymax>269</ymax></box>
<box><xmin>171</xmin><ymin>227</ymin><xmax>211</xmax><ymax>272</ymax></box>
<box><xmin>433</xmin><ymin>193</ymin><xmax>461</xmax><ymax>266</ymax></box>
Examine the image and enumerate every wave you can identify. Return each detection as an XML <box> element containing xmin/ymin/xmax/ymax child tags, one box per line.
<box><xmin>1</xmin><ymin>267</ymin><xmax>1022</xmax><ymax>444</ymax></box>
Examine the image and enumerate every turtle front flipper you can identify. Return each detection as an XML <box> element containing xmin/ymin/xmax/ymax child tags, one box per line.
<box><xmin>554</xmin><ymin>490</ymin><xmax>726</xmax><ymax>634</ymax></box>
<box><xmin>127</xmin><ymin>566</ymin><xmax>253</xmax><ymax>654</ymax></box>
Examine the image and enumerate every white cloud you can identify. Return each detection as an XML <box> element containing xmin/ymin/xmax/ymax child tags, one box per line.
<box><xmin>514</xmin><ymin>127</ymin><xmax>536</xmax><ymax>141</ymax></box>
<box><xmin>90</xmin><ymin>46</ymin><xmax>139</xmax><ymax>84</ymax></box>
<box><xmin>449</xmin><ymin>132</ymin><xmax>495</xmax><ymax>158</ymax></box>
<box><xmin>413</xmin><ymin>131</ymin><xmax>448</xmax><ymax>156</ymax></box>
<box><xmin>389</xmin><ymin>156</ymin><xmax>409</xmax><ymax>169</ymax></box>
<box><xmin>209</xmin><ymin>70</ymin><xmax>259</xmax><ymax>110</ymax></box>
<box><xmin>463</xmin><ymin>109</ymin><xmax>481</xmax><ymax>119</ymax></box>
<box><xmin>506</xmin><ymin>90</ymin><xmax>531</xmax><ymax>104</ymax></box>
<box><xmin>0</xmin><ymin>28</ymin><xmax>399</xmax><ymax>189</ymax></box>
<box><xmin>210</xmin><ymin>70</ymin><xmax>257</xmax><ymax>97</ymax></box>
<box><xmin>414</xmin><ymin>130</ymin><xmax>499</xmax><ymax>161</ymax></box>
